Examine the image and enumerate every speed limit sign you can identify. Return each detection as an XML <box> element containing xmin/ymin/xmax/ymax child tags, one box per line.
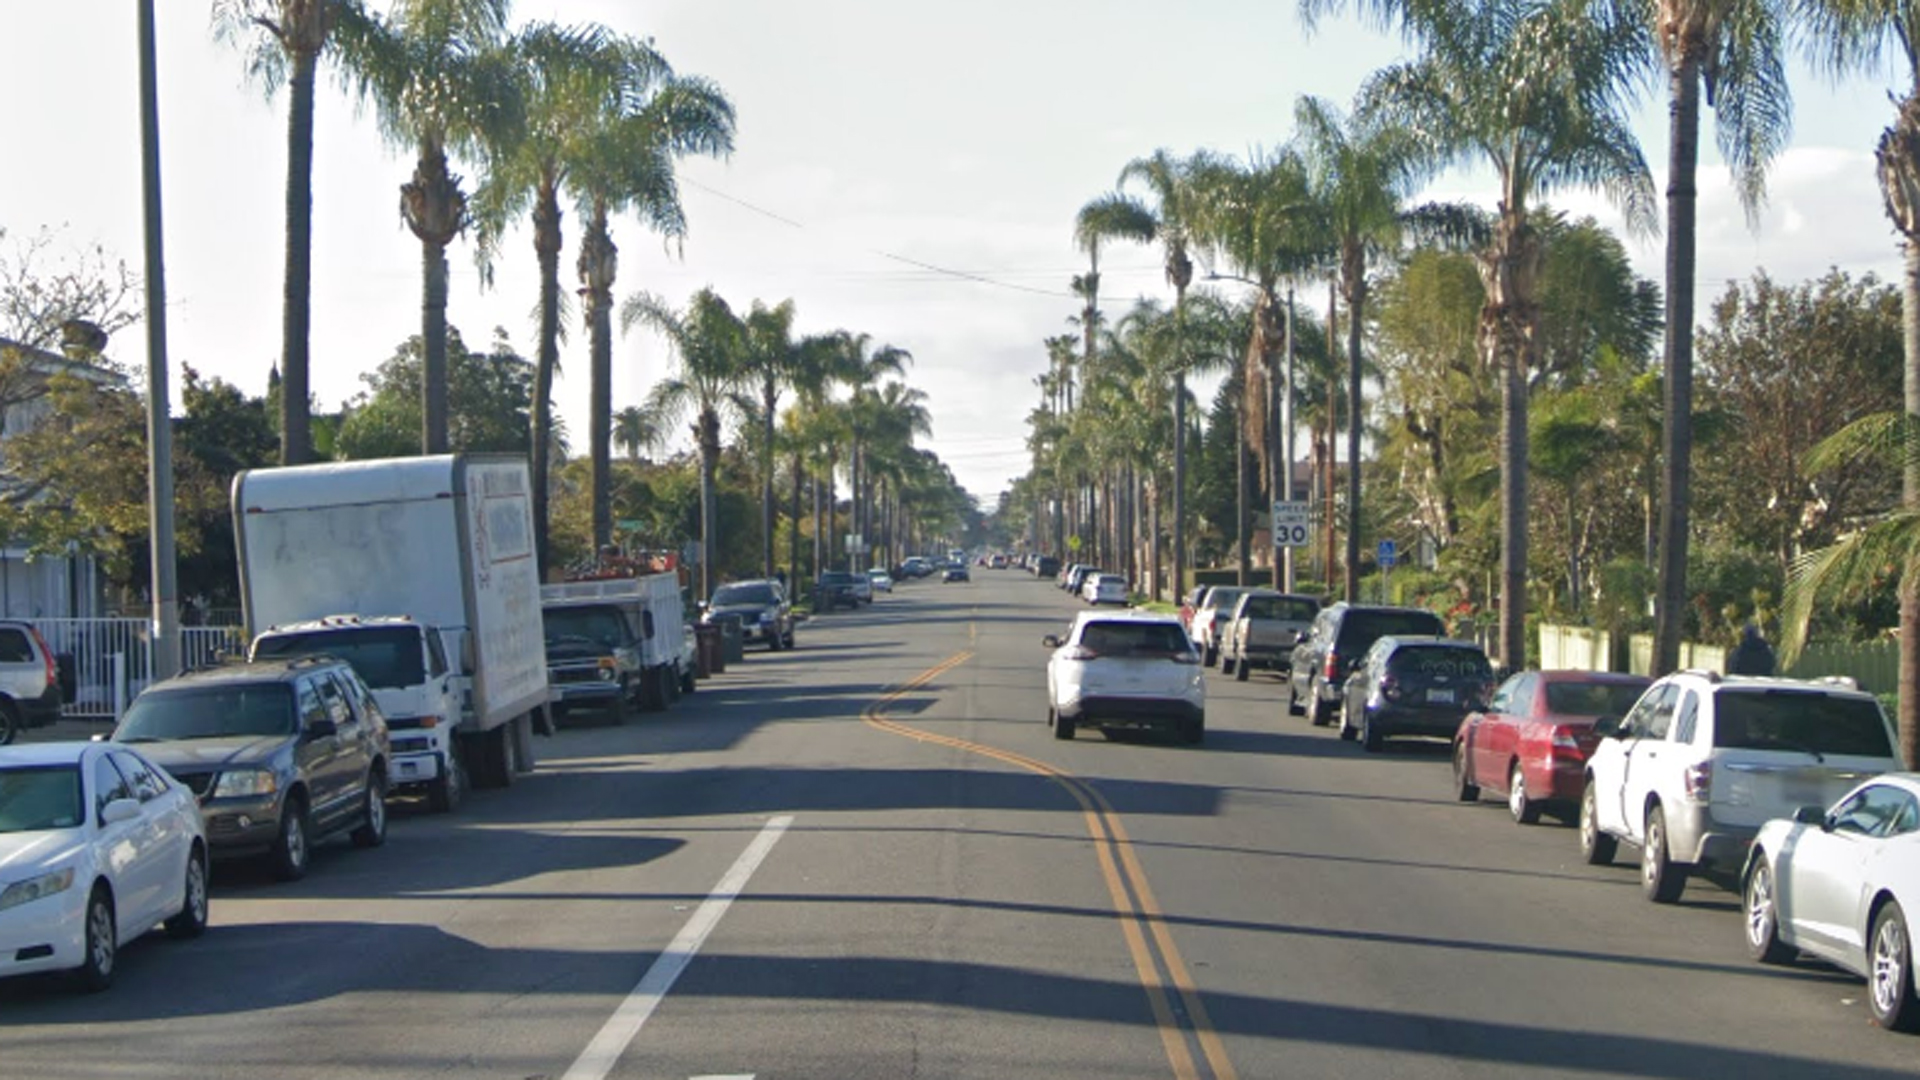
<box><xmin>1272</xmin><ymin>502</ymin><xmax>1311</xmax><ymax>548</ymax></box>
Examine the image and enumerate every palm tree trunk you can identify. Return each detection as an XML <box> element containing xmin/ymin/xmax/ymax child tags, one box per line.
<box><xmin>1173</xmin><ymin>321</ymin><xmax>1188</xmax><ymax>597</ymax></box>
<box><xmin>1236</xmin><ymin>433</ymin><xmax>1250</xmax><ymax>586</ymax></box>
<box><xmin>1655</xmin><ymin>50</ymin><xmax>1703</xmax><ymax>678</ymax></box>
<box><xmin>421</xmin><ymin>240</ymin><xmax>450</xmax><ymax>454</ymax></box>
<box><xmin>278</xmin><ymin>45</ymin><xmax>316</xmax><ymax>467</ymax></box>
<box><xmin>1345</xmin><ymin>265</ymin><xmax>1366</xmax><ymax>604</ymax></box>
<box><xmin>1902</xmin><ymin>237</ymin><xmax>1920</xmax><ymax>767</ymax></box>
<box><xmin>811</xmin><ymin>473</ymin><xmax>823</xmax><ymax>581</ymax></box>
<box><xmin>790</xmin><ymin>451</ymin><xmax>805</xmax><ymax>583</ymax></box>
<box><xmin>1325</xmin><ymin>284</ymin><xmax>1339</xmax><ymax>588</ymax></box>
<box><xmin>762</xmin><ymin>381</ymin><xmax>777</xmax><ymax>579</ymax></box>
<box><xmin>699</xmin><ymin>410</ymin><xmax>720</xmax><ymax>601</ymax></box>
<box><xmin>530</xmin><ymin>184</ymin><xmax>562</xmax><ymax>579</ymax></box>
<box><xmin>579</xmin><ymin>207</ymin><xmax>617</xmax><ymax>552</ymax></box>
<box><xmin>1149</xmin><ymin>474</ymin><xmax>1164</xmax><ymax>602</ymax></box>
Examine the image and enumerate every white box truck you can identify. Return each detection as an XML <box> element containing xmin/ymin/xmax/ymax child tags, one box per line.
<box><xmin>540</xmin><ymin>573</ymin><xmax>694</xmax><ymax>722</ymax></box>
<box><xmin>233</xmin><ymin>454</ymin><xmax>550</xmax><ymax>806</ymax></box>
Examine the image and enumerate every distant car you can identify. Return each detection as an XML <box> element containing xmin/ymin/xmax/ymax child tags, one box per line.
<box><xmin>1287</xmin><ymin>603</ymin><xmax>1448</xmax><ymax>728</ymax></box>
<box><xmin>990</xmin><ymin>554</ymin><xmax>1008</xmax><ymax>569</ymax></box>
<box><xmin>1083</xmin><ymin>573</ymin><xmax>1129</xmax><ymax>605</ymax></box>
<box><xmin>1178</xmin><ymin>586</ymin><xmax>1209</xmax><ymax>636</ymax></box>
<box><xmin>704</xmin><ymin>579</ymin><xmax>796</xmax><ymax>649</ymax></box>
<box><xmin>1064</xmin><ymin>565</ymin><xmax>1102</xmax><ymax>596</ymax></box>
<box><xmin>814</xmin><ymin>571</ymin><xmax>862</xmax><ymax>611</ymax></box>
<box><xmin>1034</xmin><ymin>556</ymin><xmax>1060</xmax><ymax>578</ymax></box>
<box><xmin>0</xmin><ymin>741</ymin><xmax>208</xmax><ymax>992</ymax></box>
<box><xmin>1341</xmin><ymin>636</ymin><xmax>1495</xmax><ymax>752</ymax></box>
<box><xmin>1452</xmin><ymin>670</ymin><xmax>1653</xmax><ymax>824</ymax></box>
<box><xmin>1742</xmin><ymin>773</ymin><xmax>1920</xmax><ymax>1032</ymax></box>
<box><xmin>1221</xmin><ymin>591</ymin><xmax>1321</xmax><ymax>680</ymax></box>
<box><xmin>849</xmin><ymin>573</ymin><xmax>874</xmax><ymax>605</ymax></box>
<box><xmin>0</xmin><ymin>620</ymin><xmax>63</xmax><ymax>745</ymax></box>
<box><xmin>1189</xmin><ymin>586</ymin><xmax>1252</xmax><ymax>667</ymax></box>
<box><xmin>113</xmin><ymin>657</ymin><xmax>390</xmax><ymax>881</ymax></box>
<box><xmin>1044</xmin><ymin>611</ymin><xmax>1204</xmax><ymax>744</ymax></box>
<box><xmin>900</xmin><ymin>557</ymin><xmax>933</xmax><ymax>579</ymax></box>
<box><xmin>943</xmin><ymin>564</ymin><xmax>971</xmax><ymax>583</ymax></box>
<box><xmin>867</xmin><ymin>568</ymin><xmax>893</xmax><ymax>594</ymax></box>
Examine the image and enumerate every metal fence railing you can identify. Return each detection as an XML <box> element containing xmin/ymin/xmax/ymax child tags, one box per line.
<box><xmin>33</xmin><ymin>618</ymin><xmax>247</xmax><ymax>720</ymax></box>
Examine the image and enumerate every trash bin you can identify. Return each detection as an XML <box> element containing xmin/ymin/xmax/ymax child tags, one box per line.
<box><xmin>719</xmin><ymin>619</ymin><xmax>745</xmax><ymax>664</ymax></box>
<box><xmin>695</xmin><ymin>624</ymin><xmax>722</xmax><ymax>677</ymax></box>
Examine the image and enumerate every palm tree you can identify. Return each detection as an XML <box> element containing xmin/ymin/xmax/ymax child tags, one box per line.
<box><xmin>831</xmin><ymin>332</ymin><xmax>912</xmax><ymax>567</ymax></box>
<box><xmin>1796</xmin><ymin>0</ymin><xmax>1920</xmax><ymax>760</ymax></box>
<box><xmin>1648</xmin><ymin>0</ymin><xmax>1793</xmax><ymax>674</ymax></box>
<box><xmin>332</xmin><ymin>0</ymin><xmax>518</xmax><ymax>455</ymax></box>
<box><xmin>570</xmin><ymin>54</ymin><xmax>734</xmax><ymax>552</ymax></box>
<box><xmin>213</xmin><ymin>0</ymin><xmax>350</xmax><ymax>466</ymax></box>
<box><xmin>613</xmin><ymin>403</ymin><xmax>665</xmax><ymax>461</ymax></box>
<box><xmin>1081</xmin><ymin>151</ymin><xmax>1205</xmax><ymax>596</ymax></box>
<box><xmin>622</xmin><ymin>288</ymin><xmax>746</xmax><ymax>599</ymax></box>
<box><xmin>739</xmin><ymin>301</ymin><xmax>837</xmax><ymax>579</ymax></box>
<box><xmin>1331</xmin><ymin>0</ymin><xmax>1658</xmax><ymax>668</ymax></box>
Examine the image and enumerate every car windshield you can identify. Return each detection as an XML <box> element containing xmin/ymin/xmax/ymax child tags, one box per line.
<box><xmin>1712</xmin><ymin>690</ymin><xmax>1895</xmax><ymax>758</ymax></box>
<box><xmin>544</xmin><ymin>605</ymin><xmax>631</xmax><ymax>649</ymax></box>
<box><xmin>0</xmin><ymin>765</ymin><xmax>84</xmax><ymax>833</ymax></box>
<box><xmin>1080</xmin><ymin>622</ymin><xmax>1192</xmax><ymax>656</ymax></box>
<box><xmin>1339</xmin><ymin>611</ymin><xmax>1445</xmax><ymax>648</ymax></box>
<box><xmin>115</xmin><ymin>684</ymin><xmax>297</xmax><ymax>742</ymax></box>
<box><xmin>1203</xmin><ymin>588</ymin><xmax>1247</xmax><ymax>612</ymax></box>
<box><xmin>1386</xmin><ymin>646</ymin><xmax>1492</xmax><ymax>681</ymax></box>
<box><xmin>252</xmin><ymin>626</ymin><xmax>425</xmax><ymax>690</ymax></box>
<box><xmin>1241</xmin><ymin>595</ymin><xmax>1317</xmax><ymax>621</ymax></box>
<box><xmin>1545</xmin><ymin>681</ymin><xmax>1650</xmax><ymax>717</ymax></box>
<box><xmin>713</xmin><ymin>584</ymin><xmax>778</xmax><ymax>605</ymax></box>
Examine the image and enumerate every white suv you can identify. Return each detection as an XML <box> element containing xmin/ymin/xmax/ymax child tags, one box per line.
<box><xmin>1580</xmin><ymin>671</ymin><xmax>1901</xmax><ymax>902</ymax></box>
<box><xmin>1044</xmin><ymin>612</ymin><xmax>1205</xmax><ymax>745</ymax></box>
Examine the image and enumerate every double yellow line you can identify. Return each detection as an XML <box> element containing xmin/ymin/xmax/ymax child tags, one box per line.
<box><xmin>863</xmin><ymin>651</ymin><xmax>1238</xmax><ymax>1080</ymax></box>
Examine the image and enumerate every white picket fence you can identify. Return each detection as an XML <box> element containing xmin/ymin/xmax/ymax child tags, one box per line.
<box><xmin>33</xmin><ymin>618</ymin><xmax>247</xmax><ymax>720</ymax></box>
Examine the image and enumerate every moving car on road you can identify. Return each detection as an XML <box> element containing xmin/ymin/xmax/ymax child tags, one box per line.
<box><xmin>1581</xmin><ymin>671</ymin><xmax>1901</xmax><ymax>903</ymax></box>
<box><xmin>943</xmin><ymin>563</ymin><xmax>971</xmax><ymax>583</ymax></box>
<box><xmin>113</xmin><ymin>658</ymin><xmax>391</xmax><ymax>882</ymax></box>
<box><xmin>0</xmin><ymin>741</ymin><xmax>208</xmax><ymax>992</ymax></box>
<box><xmin>1043</xmin><ymin>611</ymin><xmax>1205</xmax><ymax>745</ymax></box>
<box><xmin>1341</xmin><ymin>636</ymin><xmax>1495</xmax><ymax>753</ymax></box>
<box><xmin>1287</xmin><ymin>603</ymin><xmax>1448</xmax><ymax>728</ymax></box>
<box><xmin>1220</xmin><ymin>591</ymin><xmax>1321</xmax><ymax>680</ymax></box>
<box><xmin>1742</xmin><ymin>773</ymin><xmax>1920</xmax><ymax>1032</ymax></box>
<box><xmin>1452</xmin><ymin>670</ymin><xmax>1653</xmax><ymax>824</ymax></box>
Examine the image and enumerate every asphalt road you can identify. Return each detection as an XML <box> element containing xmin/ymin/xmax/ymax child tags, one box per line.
<box><xmin>5</xmin><ymin>570</ymin><xmax>1920</xmax><ymax>1079</ymax></box>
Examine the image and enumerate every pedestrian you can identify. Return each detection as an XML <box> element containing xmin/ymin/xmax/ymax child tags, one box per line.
<box><xmin>1727</xmin><ymin>622</ymin><xmax>1777</xmax><ymax>676</ymax></box>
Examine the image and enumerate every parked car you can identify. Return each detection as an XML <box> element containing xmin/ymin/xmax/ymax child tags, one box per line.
<box><xmin>1221</xmin><ymin>592</ymin><xmax>1322</xmax><ymax>680</ymax></box>
<box><xmin>0</xmin><ymin>741</ymin><xmax>208</xmax><ymax>991</ymax></box>
<box><xmin>900</xmin><ymin>557</ymin><xmax>933</xmax><ymax>579</ymax></box>
<box><xmin>1189</xmin><ymin>587</ymin><xmax>1252</xmax><ymax>667</ymax></box>
<box><xmin>1044</xmin><ymin>611</ymin><xmax>1204</xmax><ymax>744</ymax></box>
<box><xmin>867</xmin><ymin>568</ymin><xmax>894</xmax><ymax>594</ymax></box>
<box><xmin>1452</xmin><ymin>670</ymin><xmax>1653</xmax><ymax>823</ymax></box>
<box><xmin>1034</xmin><ymin>555</ymin><xmax>1060</xmax><ymax>579</ymax></box>
<box><xmin>1082</xmin><ymin>573</ymin><xmax>1129</xmax><ymax>605</ymax></box>
<box><xmin>814</xmin><ymin>572</ymin><xmax>863</xmax><ymax>611</ymax></box>
<box><xmin>1178</xmin><ymin>586</ymin><xmax>1209</xmax><ymax>636</ymax></box>
<box><xmin>111</xmin><ymin>657</ymin><xmax>390</xmax><ymax>881</ymax></box>
<box><xmin>1581</xmin><ymin>671</ymin><xmax>1902</xmax><ymax>903</ymax></box>
<box><xmin>1742</xmin><ymin>773</ymin><xmax>1920</xmax><ymax>1032</ymax></box>
<box><xmin>1061</xmin><ymin>564</ymin><xmax>1095</xmax><ymax>592</ymax></box>
<box><xmin>1341</xmin><ymin>636</ymin><xmax>1495</xmax><ymax>752</ymax></box>
<box><xmin>1287</xmin><ymin>603</ymin><xmax>1448</xmax><ymax>728</ymax></box>
<box><xmin>943</xmin><ymin>563</ymin><xmax>971</xmax><ymax>583</ymax></box>
<box><xmin>705</xmin><ymin>579</ymin><xmax>797</xmax><ymax>646</ymax></box>
<box><xmin>0</xmin><ymin>620</ymin><xmax>64</xmax><ymax>745</ymax></box>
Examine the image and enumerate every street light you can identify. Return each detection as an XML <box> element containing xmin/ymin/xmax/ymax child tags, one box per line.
<box><xmin>137</xmin><ymin>0</ymin><xmax>179</xmax><ymax>681</ymax></box>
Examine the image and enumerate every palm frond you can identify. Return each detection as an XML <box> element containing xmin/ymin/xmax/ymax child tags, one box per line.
<box><xmin>1780</xmin><ymin>512</ymin><xmax>1920</xmax><ymax>661</ymax></box>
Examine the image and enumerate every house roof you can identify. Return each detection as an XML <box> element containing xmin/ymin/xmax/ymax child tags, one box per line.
<box><xmin>0</xmin><ymin>336</ymin><xmax>124</xmax><ymax>385</ymax></box>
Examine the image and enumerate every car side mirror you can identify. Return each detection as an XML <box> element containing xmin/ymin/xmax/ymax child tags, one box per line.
<box><xmin>1793</xmin><ymin>805</ymin><xmax>1829</xmax><ymax>828</ymax></box>
<box><xmin>305</xmin><ymin>718</ymin><xmax>338</xmax><ymax>740</ymax></box>
<box><xmin>1591</xmin><ymin>715</ymin><xmax>1623</xmax><ymax>739</ymax></box>
<box><xmin>1042</xmin><ymin>634</ymin><xmax>1061</xmax><ymax>649</ymax></box>
<box><xmin>100</xmin><ymin>798</ymin><xmax>141</xmax><ymax>826</ymax></box>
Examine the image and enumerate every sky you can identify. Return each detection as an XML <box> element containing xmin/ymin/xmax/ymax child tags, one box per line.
<box><xmin>0</xmin><ymin>1</ymin><xmax>1909</xmax><ymax>506</ymax></box>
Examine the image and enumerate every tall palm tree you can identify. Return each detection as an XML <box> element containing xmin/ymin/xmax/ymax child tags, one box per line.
<box><xmin>1331</xmin><ymin>0</ymin><xmax>1657</xmax><ymax>668</ymax></box>
<box><xmin>1649</xmin><ymin>0</ymin><xmax>1792</xmax><ymax>674</ymax></box>
<box><xmin>1796</xmin><ymin>0</ymin><xmax>1920</xmax><ymax>760</ymax></box>
<box><xmin>613</xmin><ymin>402</ymin><xmax>665</xmax><ymax>461</ymax></box>
<box><xmin>622</xmin><ymin>288</ymin><xmax>746</xmax><ymax>599</ymax></box>
<box><xmin>739</xmin><ymin>301</ymin><xmax>837</xmax><ymax>579</ymax></box>
<box><xmin>569</xmin><ymin>54</ymin><xmax>734</xmax><ymax>551</ymax></box>
<box><xmin>472</xmin><ymin>20</ymin><xmax>632</xmax><ymax>576</ymax></box>
<box><xmin>332</xmin><ymin>0</ymin><xmax>518</xmax><ymax>455</ymax></box>
<box><xmin>832</xmin><ymin>332</ymin><xmax>912</xmax><ymax>566</ymax></box>
<box><xmin>213</xmin><ymin>0</ymin><xmax>352</xmax><ymax>466</ymax></box>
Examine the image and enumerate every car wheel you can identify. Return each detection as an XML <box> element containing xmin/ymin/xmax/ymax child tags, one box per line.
<box><xmin>1235</xmin><ymin>656</ymin><xmax>1251</xmax><ymax>682</ymax></box>
<box><xmin>1743</xmin><ymin>858</ymin><xmax>1794</xmax><ymax>965</ymax></box>
<box><xmin>785</xmin><ymin>629</ymin><xmax>797</xmax><ymax>650</ymax></box>
<box><xmin>1286</xmin><ymin>681</ymin><xmax>1305</xmax><ymax>717</ymax></box>
<box><xmin>681</xmin><ymin>663</ymin><xmax>699</xmax><ymax>693</ymax></box>
<box><xmin>1053</xmin><ymin>710</ymin><xmax>1076</xmax><ymax>741</ymax></box>
<box><xmin>1337</xmin><ymin>702</ymin><xmax>1357</xmax><ymax>742</ymax></box>
<box><xmin>74</xmin><ymin>886</ymin><xmax>115</xmax><ymax>993</ymax></box>
<box><xmin>1203</xmin><ymin>644</ymin><xmax>1219</xmax><ymax>668</ymax></box>
<box><xmin>0</xmin><ymin>701</ymin><xmax>18</xmax><ymax>746</ymax></box>
<box><xmin>1870</xmin><ymin>902</ymin><xmax>1920</xmax><ymax>1032</ymax></box>
<box><xmin>271</xmin><ymin>795</ymin><xmax>312</xmax><ymax>882</ymax></box>
<box><xmin>427</xmin><ymin>750</ymin><xmax>466</xmax><ymax>814</ymax></box>
<box><xmin>1179</xmin><ymin>717</ymin><xmax>1204</xmax><ymax>746</ymax></box>
<box><xmin>1508</xmin><ymin>763</ymin><xmax>1541</xmax><ymax>825</ymax></box>
<box><xmin>608</xmin><ymin>687</ymin><xmax>631</xmax><ymax>726</ymax></box>
<box><xmin>351</xmin><ymin>772</ymin><xmax>388</xmax><ymax>848</ymax></box>
<box><xmin>1642</xmin><ymin>805</ymin><xmax>1688</xmax><ymax>903</ymax></box>
<box><xmin>1579</xmin><ymin>782</ymin><xmax>1616</xmax><ymax>865</ymax></box>
<box><xmin>165</xmin><ymin>846</ymin><xmax>210</xmax><ymax>940</ymax></box>
<box><xmin>1221</xmin><ymin>652</ymin><xmax>1235</xmax><ymax>675</ymax></box>
<box><xmin>767</xmin><ymin>630</ymin><xmax>783</xmax><ymax>652</ymax></box>
<box><xmin>1452</xmin><ymin>742</ymin><xmax>1480</xmax><ymax>802</ymax></box>
<box><xmin>1306</xmin><ymin>684</ymin><xmax>1328</xmax><ymax>728</ymax></box>
<box><xmin>1360</xmin><ymin>710</ymin><xmax>1384</xmax><ymax>753</ymax></box>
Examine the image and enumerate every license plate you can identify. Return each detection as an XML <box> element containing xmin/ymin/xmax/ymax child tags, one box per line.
<box><xmin>1427</xmin><ymin>688</ymin><xmax>1455</xmax><ymax>704</ymax></box>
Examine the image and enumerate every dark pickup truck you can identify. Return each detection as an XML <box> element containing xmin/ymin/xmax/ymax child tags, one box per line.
<box><xmin>816</xmin><ymin>571</ymin><xmax>862</xmax><ymax>611</ymax></box>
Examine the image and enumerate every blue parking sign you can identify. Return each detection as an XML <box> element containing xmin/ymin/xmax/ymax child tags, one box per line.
<box><xmin>1377</xmin><ymin>539</ymin><xmax>1396</xmax><ymax>568</ymax></box>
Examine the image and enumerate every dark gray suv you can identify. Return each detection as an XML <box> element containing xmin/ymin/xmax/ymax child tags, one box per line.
<box><xmin>112</xmin><ymin>657</ymin><xmax>390</xmax><ymax>881</ymax></box>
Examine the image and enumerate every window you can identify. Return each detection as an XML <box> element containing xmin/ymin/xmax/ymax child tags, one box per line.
<box><xmin>1240</xmin><ymin>595</ymin><xmax>1319</xmax><ymax>621</ymax></box>
<box><xmin>0</xmin><ymin>765</ymin><xmax>82</xmax><ymax>833</ymax></box>
<box><xmin>109</xmin><ymin>751</ymin><xmax>168</xmax><ymax>802</ymax></box>
<box><xmin>92</xmin><ymin>756</ymin><xmax>132</xmax><ymax>818</ymax></box>
<box><xmin>0</xmin><ymin>628</ymin><xmax>33</xmax><ymax>664</ymax></box>
<box><xmin>1892</xmin><ymin>795</ymin><xmax>1920</xmax><ymax>837</ymax></box>
<box><xmin>1624</xmin><ymin>685</ymin><xmax>1676</xmax><ymax>739</ymax></box>
<box><xmin>1385</xmin><ymin>645</ymin><xmax>1492</xmax><ymax>682</ymax></box>
<box><xmin>1078</xmin><ymin>622</ymin><xmax>1192</xmax><ymax>655</ymax></box>
<box><xmin>252</xmin><ymin>625</ymin><xmax>427</xmax><ymax>690</ymax></box>
<box><xmin>1710</xmin><ymin>689</ymin><xmax>1895</xmax><ymax>758</ymax></box>
<box><xmin>1830</xmin><ymin>785</ymin><xmax>1915</xmax><ymax>838</ymax></box>
<box><xmin>426</xmin><ymin>632</ymin><xmax>449</xmax><ymax>679</ymax></box>
<box><xmin>1673</xmin><ymin>693</ymin><xmax>1700</xmax><ymax>745</ymax></box>
<box><xmin>115</xmin><ymin>684</ymin><xmax>297</xmax><ymax>741</ymax></box>
<box><xmin>298</xmin><ymin>683</ymin><xmax>328</xmax><ymax>728</ymax></box>
<box><xmin>1543</xmin><ymin>681</ymin><xmax>1649</xmax><ymax>719</ymax></box>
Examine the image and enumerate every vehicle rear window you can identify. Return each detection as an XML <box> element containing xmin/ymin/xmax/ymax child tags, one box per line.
<box><xmin>1386</xmin><ymin>645</ymin><xmax>1491</xmax><ymax>680</ymax></box>
<box><xmin>716</xmin><ymin>584</ymin><xmax>779</xmax><ymax>604</ymax></box>
<box><xmin>0</xmin><ymin>628</ymin><xmax>33</xmax><ymax>663</ymax></box>
<box><xmin>1338</xmin><ymin>610</ymin><xmax>1444</xmax><ymax>648</ymax></box>
<box><xmin>1203</xmin><ymin>588</ymin><xmax>1247</xmax><ymax>612</ymax></box>
<box><xmin>1241</xmin><ymin>596</ymin><xmax>1318</xmax><ymax>621</ymax></box>
<box><xmin>1081</xmin><ymin>622</ymin><xmax>1192</xmax><ymax>656</ymax></box>
<box><xmin>0</xmin><ymin>765</ymin><xmax>83</xmax><ymax>833</ymax></box>
<box><xmin>253</xmin><ymin>626</ymin><xmax>426</xmax><ymax>689</ymax></box>
<box><xmin>1712</xmin><ymin>690</ymin><xmax>1895</xmax><ymax>758</ymax></box>
<box><xmin>1545</xmin><ymin>681</ymin><xmax>1651</xmax><ymax>717</ymax></box>
<box><xmin>115</xmin><ymin>684</ymin><xmax>297</xmax><ymax>742</ymax></box>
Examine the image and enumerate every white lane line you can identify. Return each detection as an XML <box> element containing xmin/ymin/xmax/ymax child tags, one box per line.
<box><xmin>562</xmin><ymin>815</ymin><xmax>794</xmax><ymax>1080</ymax></box>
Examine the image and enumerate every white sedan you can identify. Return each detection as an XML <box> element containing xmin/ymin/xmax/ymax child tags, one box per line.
<box><xmin>0</xmin><ymin>742</ymin><xmax>208</xmax><ymax>991</ymax></box>
<box><xmin>1743</xmin><ymin>772</ymin><xmax>1920</xmax><ymax>1032</ymax></box>
<box><xmin>867</xmin><ymin>569</ymin><xmax>893</xmax><ymax>594</ymax></box>
<box><xmin>1082</xmin><ymin>574</ymin><xmax>1130</xmax><ymax>605</ymax></box>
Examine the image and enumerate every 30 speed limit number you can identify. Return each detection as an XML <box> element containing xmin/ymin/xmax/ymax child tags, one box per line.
<box><xmin>1272</xmin><ymin>502</ymin><xmax>1311</xmax><ymax>548</ymax></box>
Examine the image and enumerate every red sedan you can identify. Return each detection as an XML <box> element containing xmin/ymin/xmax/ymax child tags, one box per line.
<box><xmin>1451</xmin><ymin>670</ymin><xmax>1652</xmax><ymax>824</ymax></box>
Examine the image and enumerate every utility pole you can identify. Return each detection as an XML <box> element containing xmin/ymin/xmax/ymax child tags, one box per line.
<box><xmin>138</xmin><ymin>0</ymin><xmax>180</xmax><ymax>682</ymax></box>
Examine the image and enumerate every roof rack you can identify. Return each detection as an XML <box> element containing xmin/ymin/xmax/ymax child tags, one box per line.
<box><xmin>1676</xmin><ymin>668</ymin><xmax>1723</xmax><ymax>683</ymax></box>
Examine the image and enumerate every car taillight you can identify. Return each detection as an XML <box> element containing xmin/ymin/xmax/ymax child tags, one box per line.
<box><xmin>30</xmin><ymin>626</ymin><xmax>54</xmax><ymax>687</ymax></box>
<box><xmin>1061</xmin><ymin>645</ymin><xmax>1098</xmax><ymax>661</ymax></box>
<box><xmin>1550</xmin><ymin>726</ymin><xmax>1581</xmax><ymax>752</ymax></box>
<box><xmin>1380</xmin><ymin>674</ymin><xmax>1402</xmax><ymax>701</ymax></box>
<box><xmin>1684</xmin><ymin>761</ymin><xmax>1712</xmax><ymax>802</ymax></box>
<box><xmin>1323</xmin><ymin>651</ymin><xmax>1339</xmax><ymax>681</ymax></box>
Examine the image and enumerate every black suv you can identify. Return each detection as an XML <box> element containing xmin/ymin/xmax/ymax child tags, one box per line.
<box><xmin>814</xmin><ymin>571</ymin><xmax>862</xmax><ymax>612</ymax></box>
<box><xmin>1341</xmin><ymin>636</ymin><xmax>1494</xmax><ymax>752</ymax></box>
<box><xmin>705</xmin><ymin>579</ymin><xmax>796</xmax><ymax>648</ymax></box>
<box><xmin>112</xmin><ymin>657</ymin><xmax>390</xmax><ymax>881</ymax></box>
<box><xmin>1287</xmin><ymin>602</ymin><xmax>1447</xmax><ymax>727</ymax></box>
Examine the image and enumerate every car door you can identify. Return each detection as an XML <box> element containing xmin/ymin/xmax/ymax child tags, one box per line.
<box><xmin>1474</xmin><ymin>675</ymin><xmax>1530</xmax><ymax>790</ymax></box>
<box><xmin>1784</xmin><ymin>784</ymin><xmax>1911</xmax><ymax>962</ymax></box>
<box><xmin>315</xmin><ymin>673</ymin><xmax>367</xmax><ymax>828</ymax></box>
<box><xmin>108</xmin><ymin>749</ymin><xmax>186</xmax><ymax>930</ymax></box>
<box><xmin>294</xmin><ymin>677</ymin><xmax>344</xmax><ymax>826</ymax></box>
<box><xmin>1292</xmin><ymin>612</ymin><xmax>1330</xmax><ymax>701</ymax></box>
<box><xmin>89</xmin><ymin>753</ymin><xmax>154</xmax><ymax>933</ymax></box>
<box><xmin>1616</xmin><ymin>685</ymin><xmax>1681</xmax><ymax>844</ymax></box>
